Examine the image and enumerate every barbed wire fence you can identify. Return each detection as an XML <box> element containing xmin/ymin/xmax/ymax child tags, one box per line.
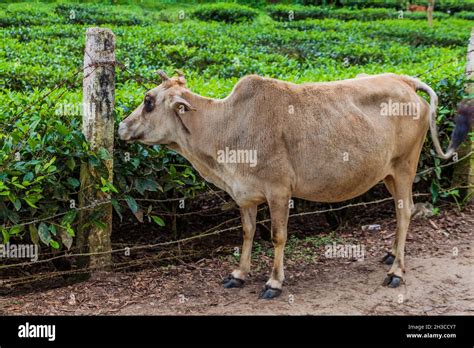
<box><xmin>1</xmin><ymin>37</ymin><xmax>473</xmax><ymax>288</ymax></box>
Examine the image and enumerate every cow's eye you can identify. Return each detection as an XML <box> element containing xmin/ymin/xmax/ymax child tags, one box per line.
<box><xmin>144</xmin><ymin>96</ymin><xmax>154</xmax><ymax>112</ymax></box>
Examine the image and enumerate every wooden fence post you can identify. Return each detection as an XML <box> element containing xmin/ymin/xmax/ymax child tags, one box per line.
<box><xmin>427</xmin><ymin>0</ymin><xmax>435</xmax><ymax>27</ymax></box>
<box><xmin>453</xmin><ymin>29</ymin><xmax>474</xmax><ymax>200</ymax></box>
<box><xmin>78</xmin><ymin>28</ymin><xmax>115</xmax><ymax>269</ymax></box>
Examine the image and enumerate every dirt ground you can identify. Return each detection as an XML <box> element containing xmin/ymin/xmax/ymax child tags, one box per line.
<box><xmin>1</xmin><ymin>202</ymin><xmax>473</xmax><ymax>315</ymax></box>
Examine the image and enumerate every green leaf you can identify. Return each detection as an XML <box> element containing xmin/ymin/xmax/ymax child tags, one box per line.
<box><xmin>55</xmin><ymin>121</ymin><xmax>69</xmax><ymax>136</ymax></box>
<box><xmin>11</xmin><ymin>181</ymin><xmax>26</xmax><ymax>189</ymax></box>
<box><xmin>29</xmin><ymin>224</ymin><xmax>39</xmax><ymax>245</ymax></box>
<box><xmin>2</xmin><ymin>228</ymin><xmax>10</xmax><ymax>244</ymax></box>
<box><xmin>33</xmin><ymin>175</ymin><xmax>46</xmax><ymax>183</ymax></box>
<box><xmin>13</xmin><ymin>198</ymin><xmax>21</xmax><ymax>211</ymax></box>
<box><xmin>23</xmin><ymin>172</ymin><xmax>34</xmax><ymax>182</ymax></box>
<box><xmin>49</xmin><ymin>224</ymin><xmax>57</xmax><ymax>236</ymax></box>
<box><xmin>430</xmin><ymin>182</ymin><xmax>439</xmax><ymax>204</ymax></box>
<box><xmin>9</xmin><ymin>225</ymin><xmax>21</xmax><ymax>235</ymax></box>
<box><xmin>107</xmin><ymin>182</ymin><xmax>119</xmax><ymax>194</ymax></box>
<box><xmin>9</xmin><ymin>195</ymin><xmax>21</xmax><ymax>211</ymax></box>
<box><xmin>65</xmin><ymin>225</ymin><xmax>75</xmax><ymax>237</ymax></box>
<box><xmin>111</xmin><ymin>199</ymin><xmax>123</xmax><ymax>222</ymax></box>
<box><xmin>23</xmin><ymin>193</ymin><xmax>42</xmax><ymax>208</ymax></box>
<box><xmin>47</xmin><ymin>165</ymin><xmax>57</xmax><ymax>173</ymax></box>
<box><xmin>92</xmin><ymin>219</ymin><xmax>107</xmax><ymax>229</ymax></box>
<box><xmin>98</xmin><ymin>147</ymin><xmax>111</xmax><ymax>160</ymax></box>
<box><xmin>99</xmin><ymin>177</ymin><xmax>118</xmax><ymax>193</ymax></box>
<box><xmin>38</xmin><ymin>222</ymin><xmax>51</xmax><ymax>245</ymax></box>
<box><xmin>151</xmin><ymin>215</ymin><xmax>165</xmax><ymax>227</ymax></box>
<box><xmin>124</xmin><ymin>195</ymin><xmax>138</xmax><ymax>213</ymax></box>
<box><xmin>49</xmin><ymin>239</ymin><xmax>60</xmax><ymax>249</ymax></box>
<box><xmin>24</xmin><ymin>197</ymin><xmax>39</xmax><ymax>208</ymax></box>
<box><xmin>61</xmin><ymin>210</ymin><xmax>77</xmax><ymax>226</ymax></box>
<box><xmin>135</xmin><ymin>178</ymin><xmax>158</xmax><ymax>195</ymax></box>
<box><xmin>43</xmin><ymin>156</ymin><xmax>56</xmax><ymax>171</ymax></box>
<box><xmin>67</xmin><ymin>177</ymin><xmax>80</xmax><ymax>188</ymax></box>
<box><xmin>66</xmin><ymin>158</ymin><xmax>76</xmax><ymax>171</ymax></box>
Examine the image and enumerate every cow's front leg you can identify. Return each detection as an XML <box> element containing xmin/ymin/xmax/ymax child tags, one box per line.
<box><xmin>260</xmin><ymin>195</ymin><xmax>289</xmax><ymax>299</ymax></box>
<box><xmin>223</xmin><ymin>205</ymin><xmax>257</xmax><ymax>289</ymax></box>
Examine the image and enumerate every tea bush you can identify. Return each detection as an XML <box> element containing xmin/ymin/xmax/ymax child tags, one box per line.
<box><xmin>339</xmin><ymin>0</ymin><xmax>474</xmax><ymax>13</ymax></box>
<box><xmin>266</xmin><ymin>4</ymin><xmax>452</xmax><ymax>21</ymax></box>
<box><xmin>192</xmin><ymin>3</ymin><xmax>259</xmax><ymax>22</ymax></box>
<box><xmin>454</xmin><ymin>11</ymin><xmax>474</xmax><ymax>20</ymax></box>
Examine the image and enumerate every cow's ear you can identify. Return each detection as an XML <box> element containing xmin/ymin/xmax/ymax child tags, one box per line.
<box><xmin>157</xmin><ymin>70</ymin><xmax>169</xmax><ymax>82</ymax></box>
<box><xmin>171</xmin><ymin>95</ymin><xmax>196</xmax><ymax>114</ymax></box>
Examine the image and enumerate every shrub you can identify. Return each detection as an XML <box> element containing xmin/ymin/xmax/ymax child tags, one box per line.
<box><xmin>436</xmin><ymin>0</ymin><xmax>474</xmax><ymax>13</ymax></box>
<box><xmin>453</xmin><ymin>11</ymin><xmax>474</xmax><ymax>20</ymax></box>
<box><xmin>54</xmin><ymin>3</ymin><xmax>149</xmax><ymax>26</ymax></box>
<box><xmin>192</xmin><ymin>3</ymin><xmax>259</xmax><ymax>23</ymax></box>
<box><xmin>0</xmin><ymin>7</ymin><xmax>60</xmax><ymax>27</ymax></box>
<box><xmin>266</xmin><ymin>5</ymin><xmax>452</xmax><ymax>21</ymax></box>
<box><xmin>332</xmin><ymin>7</ymin><xmax>394</xmax><ymax>20</ymax></box>
<box><xmin>403</xmin><ymin>11</ymin><xmax>449</xmax><ymax>20</ymax></box>
<box><xmin>0</xmin><ymin>4</ymin><xmax>155</xmax><ymax>27</ymax></box>
<box><xmin>340</xmin><ymin>0</ymin><xmax>405</xmax><ymax>9</ymax></box>
<box><xmin>339</xmin><ymin>0</ymin><xmax>474</xmax><ymax>12</ymax></box>
<box><xmin>266</xmin><ymin>5</ymin><xmax>330</xmax><ymax>21</ymax></box>
<box><xmin>294</xmin><ymin>0</ymin><xmax>328</xmax><ymax>6</ymax></box>
<box><xmin>0</xmin><ymin>90</ymin><xmax>103</xmax><ymax>249</ymax></box>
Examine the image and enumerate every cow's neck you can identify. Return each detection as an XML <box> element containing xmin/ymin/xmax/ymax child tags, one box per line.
<box><xmin>167</xmin><ymin>92</ymin><xmax>236</xmax><ymax>195</ymax></box>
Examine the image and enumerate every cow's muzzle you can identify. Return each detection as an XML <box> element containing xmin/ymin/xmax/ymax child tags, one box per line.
<box><xmin>118</xmin><ymin>121</ymin><xmax>134</xmax><ymax>141</ymax></box>
<box><xmin>118</xmin><ymin>121</ymin><xmax>145</xmax><ymax>143</ymax></box>
<box><xmin>118</xmin><ymin>121</ymin><xmax>127</xmax><ymax>139</ymax></box>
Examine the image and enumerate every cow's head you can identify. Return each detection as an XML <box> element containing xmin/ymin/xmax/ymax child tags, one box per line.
<box><xmin>118</xmin><ymin>70</ymin><xmax>195</xmax><ymax>145</ymax></box>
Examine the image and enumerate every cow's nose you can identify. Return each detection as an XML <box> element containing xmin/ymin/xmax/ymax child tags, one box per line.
<box><xmin>118</xmin><ymin>121</ymin><xmax>128</xmax><ymax>139</ymax></box>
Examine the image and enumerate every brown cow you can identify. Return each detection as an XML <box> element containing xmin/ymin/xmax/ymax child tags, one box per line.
<box><xmin>407</xmin><ymin>4</ymin><xmax>427</xmax><ymax>12</ymax></box>
<box><xmin>118</xmin><ymin>71</ymin><xmax>469</xmax><ymax>299</ymax></box>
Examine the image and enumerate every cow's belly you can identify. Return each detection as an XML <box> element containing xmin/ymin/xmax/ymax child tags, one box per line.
<box><xmin>291</xmin><ymin>147</ymin><xmax>393</xmax><ymax>203</ymax></box>
<box><xmin>293</xmin><ymin>175</ymin><xmax>384</xmax><ymax>203</ymax></box>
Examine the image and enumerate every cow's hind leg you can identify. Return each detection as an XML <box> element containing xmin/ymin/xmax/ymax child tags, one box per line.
<box><xmin>382</xmin><ymin>177</ymin><xmax>397</xmax><ymax>266</ymax></box>
<box><xmin>383</xmin><ymin>171</ymin><xmax>415</xmax><ymax>288</ymax></box>
<box><xmin>260</xmin><ymin>194</ymin><xmax>290</xmax><ymax>299</ymax></box>
<box><xmin>382</xmin><ymin>177</ymin><xmax>417</xmax><ymax>266</ymax></box>
<box><xmin>223</xmin><ymin>205</ymin><xmax>257</xmax><ymax>289</ymax></box>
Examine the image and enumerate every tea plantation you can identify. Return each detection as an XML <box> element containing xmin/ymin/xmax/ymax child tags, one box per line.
<box><xmin>0</xmin><ymin>1</ymin><xmax>472</xmax><ymax>249</ymax></box>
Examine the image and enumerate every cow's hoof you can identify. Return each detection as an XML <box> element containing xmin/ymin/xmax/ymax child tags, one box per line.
<box><xmin>222</xmin><ymin>275</ymin><xmax>245</xmax><ymax>289</ymax></box>
<box><xmin>381</xmin><ymin>252</ymin><xmax>395</xmax><ymax>265</ymax></box>
<box><xmin>259</xmin><ymin>285</ymin><xmax>282</xmax><ymax>299</ymax></box>
<box><xmin>383</xmin><ymin>275</ymin><xmax>402</xmax><ymax>288</ymax></box>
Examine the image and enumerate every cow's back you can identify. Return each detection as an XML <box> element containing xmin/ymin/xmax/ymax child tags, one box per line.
<box><xmin>227</xmin><ymin>74</ymin><xmax>430</xmax><ymax>202</ymax></box>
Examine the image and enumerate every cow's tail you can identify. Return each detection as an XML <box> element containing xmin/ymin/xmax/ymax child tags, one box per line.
<box><xmin>412</xmin><ymin>77</ymin><xmax>471</xmax><ymax>160</ymax></box>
